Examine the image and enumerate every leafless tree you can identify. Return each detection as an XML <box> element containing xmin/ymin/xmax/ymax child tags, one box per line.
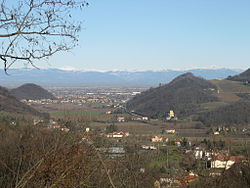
<box><xmin>0</xmin><ymin>0</ymin><xmax>88</xmax><ymax>72</ymax></box>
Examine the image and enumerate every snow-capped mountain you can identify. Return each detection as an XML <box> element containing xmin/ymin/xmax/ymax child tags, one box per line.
<box><xmin>0</xmin><ymin>68</ymin><xmax>242</xmax><ymax>87</ymax></box>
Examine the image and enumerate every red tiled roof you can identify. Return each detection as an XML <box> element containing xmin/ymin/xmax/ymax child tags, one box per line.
<box><xmin>212</xmin><ymin>155</ymin><xmax>245</xmax><ymax>162</ymax></box>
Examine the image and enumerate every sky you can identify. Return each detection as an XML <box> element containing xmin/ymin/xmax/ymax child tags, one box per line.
<box><xmin>6</xmin><ymin>0</ymin><xmax>250</xmax><ymax>71</ymax></box>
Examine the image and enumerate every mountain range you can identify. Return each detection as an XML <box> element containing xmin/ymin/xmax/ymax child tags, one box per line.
<box><xmin>0</xmin><ymin>68</ymin><xmax>241</xmax><ymax>87</ymax></box>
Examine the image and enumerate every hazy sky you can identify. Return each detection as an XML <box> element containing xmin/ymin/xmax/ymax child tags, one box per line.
<box><xmin>9</xmin><ymin>0</ymin><xmax>250</xmax><ymax>70</ymax></box>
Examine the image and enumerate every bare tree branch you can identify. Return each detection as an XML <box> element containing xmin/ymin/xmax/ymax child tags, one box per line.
<box><xmin>0</xmin><ymin>0</ymin><xmax>88</xmax><ymax>72</ymax></box>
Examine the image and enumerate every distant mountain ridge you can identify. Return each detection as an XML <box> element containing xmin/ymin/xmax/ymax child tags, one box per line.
<box><xmin>126</xmin><ymin>73</ymin><xmax>218</xmax><ymax>118</ymax></box>
<box><xmin>0</xmin><ymin>68</ymin><xmax>241</xmax><ymax>87</ymax></box>
<box><xmin>10</xmin><ymin>83</ymin><xmax>56</xmax><ymax>100</ymax></box>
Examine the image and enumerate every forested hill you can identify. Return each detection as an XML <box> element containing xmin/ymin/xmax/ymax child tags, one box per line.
<box><xmin>197</xmin><ymin>101</ymin><xmax>250</xmax><ymax>126</ymax></box>
<box><xmin>10</xmin><ymin>83</ymin><xmax>56</xmax><ymax>100</ymax></box>
<box><xmin>0</xmin><ymin>86</ymin><xmax>49</xmax><ymax>119</ymax></box>
<box><xmin>227</xmin><ymin>68</ymin><xmax>250</xmax><ymax>82</ymax></box>
<box><xmin>126</xmin><ymin>73</ymin><xmax>218</xmax><ymax>118</ymax></box>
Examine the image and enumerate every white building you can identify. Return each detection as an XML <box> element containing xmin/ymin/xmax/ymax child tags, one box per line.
<box><xmin>166</xmin><ymin>129</ymin><xmax>176</xmax><ymax>134</ymax></box>
<box><xmin>151</xmin><ymin>136</ymin><xmax>163</xmax><ymax>142</ymax></box>
<box><xmin>117</xmin><ymin>117</ymin><xmax>125</xmax><ymax>122</ymax></box>
<box><xmin>106</xmin><ymin>132</ymin><xmax>129</xmax><ymax>138</ymax></box>
<box><xmin>209</xmin><ymin>155</ymin><xmax>245</xmax><ymax>170</ymax></box>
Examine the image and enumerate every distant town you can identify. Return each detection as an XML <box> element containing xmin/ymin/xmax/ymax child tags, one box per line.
<box><xmin>22</xmin><ymin>87</ymin><xmax>145</xmax><ymax>107</ymax></box>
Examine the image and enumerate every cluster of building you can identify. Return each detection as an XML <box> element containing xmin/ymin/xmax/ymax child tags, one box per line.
<box><xmin>49</xmin><ymin>87</ymin><xmax>144</xmax><ymax>106</ymax></box>
<box><xmin>192</xmin><ymin>147</ymin><xmax>246</xmax><ymax>172</ymax></box>
<box><xmin>154</xmin><ymin>172</ymin><xmax>198</xmax><ymax>188</ymax></box>
<box><xmin>116</xmin><ymin>115</ymin><xmax>149</xmax><ymax>122</ymax></box>
<box><xmin>153</xmin><ymin>147</ymin><xmax>246</xmax><ymax>187</ymax></box>
<box><xmin>21</xmin><ymin>87</ymin><xmax>145</xmax><ymax>107</ymax></box>
<box><xmin>212</xmin><ymin>126</ymin><xmax>249</xmax><ymax>135</ymax></box>
<box><xmin>21</xmin><ymin>99</ymin><xmax>59</xmax><ymax>105</ymax></box>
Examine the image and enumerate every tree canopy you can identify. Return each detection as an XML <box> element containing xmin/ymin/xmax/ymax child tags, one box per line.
<box><xmin>0</xmin><ymin>0</ymin><xmax>88</xmax><ymax>72</ymax></box>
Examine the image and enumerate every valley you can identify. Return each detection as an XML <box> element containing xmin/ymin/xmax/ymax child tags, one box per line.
<box><xmin>1</xmin><ymin>69</ymin><xmax>250</xmax><ymax>187</ymax></box>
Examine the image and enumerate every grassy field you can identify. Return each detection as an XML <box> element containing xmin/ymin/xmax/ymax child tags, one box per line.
<box><xmin>29</xmin><ymin>96</ymin><xmax>250</xmax><ymax>144</ymax></box>
<box><xmin>89</xmin><ymin>120</ymin><xmax>208</xmax><ymax>136</ymax></box>
<box><xmin>50</xmin><ymin>111</ymin><xmax>102</xmax><ymax>115</ymax></box>
<box><xmin>211</xmin><ymin>79</ymin><xmax>250</xmax><ymax>93</ymax></box>
<box><xmin>211</xmin><ymin>79</ymin><xmax>250</xmax><ymax>102</ymax></box>
<box><xmin>200</xmin><ymin>101</ymin><xmax>229</xmax><ymax>111</ymax></box>
<box><xmin>90</xmin><ymin>121</ymin><xmax>165</xmax><ymax>135</ymax></box>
